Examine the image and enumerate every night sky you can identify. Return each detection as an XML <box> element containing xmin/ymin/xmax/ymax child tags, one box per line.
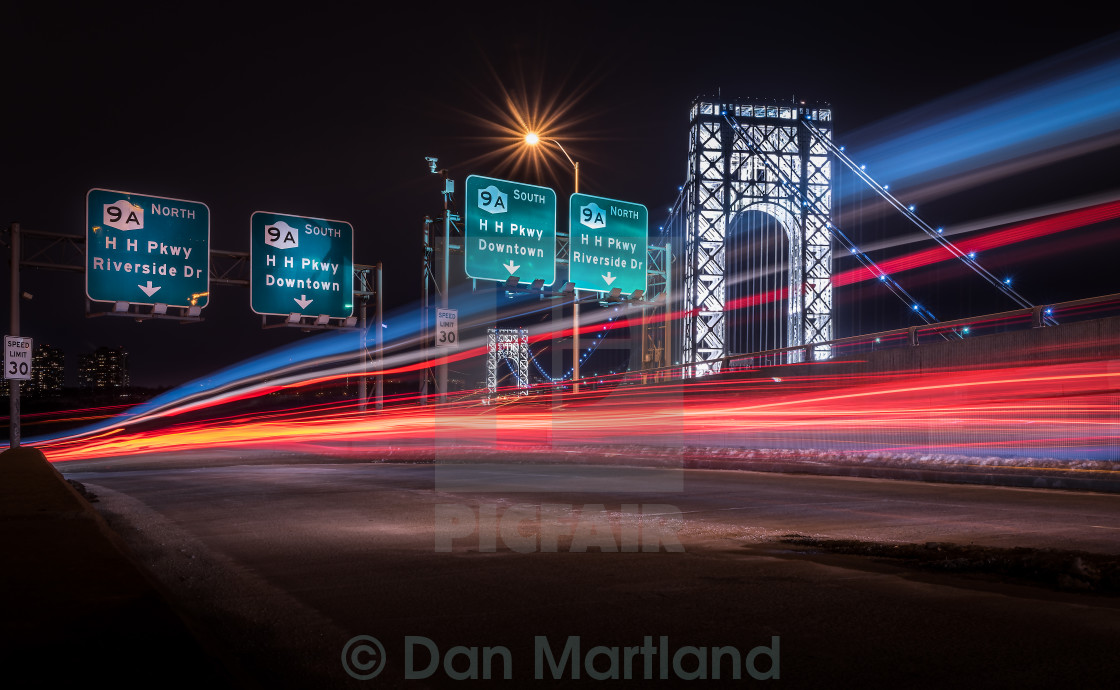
<box><xmin>3</xmin><ymin>4</ymin><xmax>1118</xmax><ymax>387</ymax></box>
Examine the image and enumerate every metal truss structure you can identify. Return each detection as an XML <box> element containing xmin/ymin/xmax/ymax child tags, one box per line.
<box><xmin>682</xmin><ymin>98</ymin><xmax>833</xmax><ymax>375</ymax></box>
<box><xmin>486</xmin><ymin>328</ymin><xmax>529</xmax><ymax>396</ymax></box>
<box><xmin>9</xmin><ymin>226</ymin><xmax>372</xmax><ymax>329</ymax></box>
<box><xmin>642</xmin><ymin>244</ymin><xmax>672</xmax><ymax>371</ymax></box>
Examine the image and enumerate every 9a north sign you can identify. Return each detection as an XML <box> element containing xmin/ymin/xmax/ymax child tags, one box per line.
<box><xmin>251</xmin><ymin>211</ymin><xmax>354</xmax><ymax>318</ymax></box>
<box><xmin>86</xmin><ymin>189</ymin><xmax>210</xmax><ymax>308</ymax></box>
<box><xmin>568</xmin><ymin>193</ymin><xmax>647</xmax><ymax>294</ymax></box>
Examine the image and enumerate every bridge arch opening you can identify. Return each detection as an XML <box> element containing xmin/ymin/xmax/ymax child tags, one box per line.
<box><xmin>727</xmin><ymin>209</ymin><xmax>789</xmax><ymax>362</ymax></box>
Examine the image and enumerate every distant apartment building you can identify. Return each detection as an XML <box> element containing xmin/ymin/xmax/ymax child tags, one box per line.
<box><xmin>25</xmin><ymin>344</ymin><xmax>66</xmax><ymax>397</ymax></box>
<box><xmin>1</xmin><ymin>344</ymin><xmax>65</xmax><ymax>397</ymax></box>
<box><xmin>78</xmin><ymin>347</ymin><xmax>130</xmax><ymax>391</ymax></box>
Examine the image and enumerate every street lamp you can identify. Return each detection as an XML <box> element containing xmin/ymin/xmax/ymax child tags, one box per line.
<box><xmin>525</xmin><ymin>133</ymin><xmax>579</xmax><ymax>194</ymax></box>
<box><xmin>524</xmin><ymin>133</ymin><xmax>583</xmax><ymax>394</ymax></box>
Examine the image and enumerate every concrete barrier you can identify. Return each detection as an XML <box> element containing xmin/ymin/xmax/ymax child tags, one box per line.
<box><xmin>0</xmin><ymin>446</ymin><xmax>230</xmax><ymax>685</ymax></box>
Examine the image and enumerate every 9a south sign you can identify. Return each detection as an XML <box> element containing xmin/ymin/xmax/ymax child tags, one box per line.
<box><xmin>86</xmin><ymin>189</ymin><xmax>210</xmax><ymax>308</ymax></box>
<box><xmin>251</xmin><ymin>211</ymin><xmax>354</xmax><ymax>318</ymax></box>
<box><xmin>464</xmin><ymin>175</ymin><xmax>556</xmax><ymax>284</ymax></box>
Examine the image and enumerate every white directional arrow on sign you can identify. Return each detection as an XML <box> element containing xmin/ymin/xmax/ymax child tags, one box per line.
<box><xmin>138</xmin><ymin>281</ymin><xmax>161</xmax><ymax>297</ymax></box>
<box><xmin>504</xmin><ymin>261</ymin><xmax>520</xmax><ymax>275</ymax></box>
<box><xmin>602</xmin><ymin>272</ymin><xmax>617</xmax><ymax>286</ymax></box>
<box><xmin>294</xmin><ymin>295</ymin><xmax>314</xmax><ymax>309</ymax></box>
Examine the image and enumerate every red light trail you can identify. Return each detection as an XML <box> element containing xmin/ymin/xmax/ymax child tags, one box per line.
<box><xmin>17</xmin><ymin>200</ymin><xmax>1119</xmax><ymax>467</ymax></box>
<box><xmin>37</xmin><ymin>349</ymin><xmax>1118</xmax><ymax>466</ymax></box>
<box><xmin>832</xmin><ymin>199</ymin><xmax>1120</xmax><ymax>287</ymax></box>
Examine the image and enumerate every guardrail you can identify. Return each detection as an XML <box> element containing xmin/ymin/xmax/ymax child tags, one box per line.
<box><xmin>682</xmin><ymin>292</ymin><xmax>1120</xmax><ymax>378</ymax></box>
<box><xmin>492</xmin><ymin>292</ymin><xmax>1120</xmax><ymax>395</ymax></box>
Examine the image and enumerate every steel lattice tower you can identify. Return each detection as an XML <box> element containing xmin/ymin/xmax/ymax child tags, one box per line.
<box><xmin>682</xmin><ymin>98</ymin><xmax>833</xmax><ymax>374</ymax></box>
<box><xmin>486</xmin><ymin>328</ymin><xmax>530</xmax><ymax>396</ymax></box>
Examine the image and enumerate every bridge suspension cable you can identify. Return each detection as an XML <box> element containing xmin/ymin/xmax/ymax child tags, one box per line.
<box><xmin>528</xmin><ymin>313</ymin><xmax>621</xmax><ymax>383</ymax></box>
<box><xmin>721</xmin><ymin>112</ymin><xmax>945</xmax><ymax>330</ymax></box>
<box><xmin>655</xmin><ymin>187</ymin><xmax>687</xmax><ymax>246</ymax></box>
<box><xmin>801</xmin><ymin>118</ymin><xmax>1056</xmax><ymax>325</ymax></box>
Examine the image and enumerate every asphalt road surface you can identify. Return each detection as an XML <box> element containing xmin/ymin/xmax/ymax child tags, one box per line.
<box><xmin>64</xmin><ymin>455</ymin><xmax>1120</xmax><ymax>688</ymax></box>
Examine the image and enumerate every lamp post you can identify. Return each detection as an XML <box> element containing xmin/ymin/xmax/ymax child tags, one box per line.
<box><xmin>525</xmin><ymin>134</ymin><xmax>582</xmax><ymax>394</ymax></box>
<box><xmin>8</xmin><ymin>222</ymin><xmax>20</xmax><ymax>448</ymax></box>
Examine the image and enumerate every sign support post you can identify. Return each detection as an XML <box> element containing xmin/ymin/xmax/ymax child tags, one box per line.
<box><xmin>571</xmin><ymin>164</ymin><xmax>580</xmax><ymax>395</ymax></box>
<box><xmin>573</xmin><ymin>287</ymin><xmax>580</xmax><ymax>395</ymax></box>
<box><xmin>420</xmin><ymin>217</ymin><xmax>431</xmax><ymax>405</ymax></box>
<box><xmin>375</xmin><ymin>262</ymin><xmax>384</xmax><ymax>410</ymax></box>
<box><xmin>665</xmin><ymin>242</ymin><xmax>673</xmax><ymax>380</ymax></box>
<box><xmin>8</xmin><ymin>222</ymin><xmax>19</xmax><ymax>449</ymax></box>
<box><xmin>358</xmin><ymin>292</ymin><xmax>367</xmax><ymax>412</ymax></box>
<box><xmin>441</xmin><ymin>180</ymin><xmax>450</xmax><ymax>404</ymax></box>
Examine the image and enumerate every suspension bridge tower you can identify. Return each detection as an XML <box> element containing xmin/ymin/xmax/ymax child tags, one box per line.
<box><xmin>682</xmin><ymin>97</ymin><xmax>834</xmax><ymax>374</ymax></box>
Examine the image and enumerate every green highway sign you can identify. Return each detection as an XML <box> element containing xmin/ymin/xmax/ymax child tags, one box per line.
<box><xmin>251</xmin><ymin>211</ymin><xmax>354</xmax><ymax>318</ymax></box>
<box><xmin>464</xmin><ymin>175</ymin><xmax>556</xmax><ymax>284</ymax></box>
<box><xmin>568</xmin><ymin>193</ymin><xmax>648</xmax><ymax>294</ymax></box>
<box><xmin>86</xmin><ymin>188</ymin><xmax>210</xmax><ymax>308</ymax></box>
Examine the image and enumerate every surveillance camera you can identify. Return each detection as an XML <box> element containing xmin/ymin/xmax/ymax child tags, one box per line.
<box><xmin>425</xmin><ymin>156</ymin><xmax>438</xmax><ymax>174</ymax></box>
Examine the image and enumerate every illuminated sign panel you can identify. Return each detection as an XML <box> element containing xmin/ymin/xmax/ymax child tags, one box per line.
<box><xmin>86</xmin><ymin>188</ymin><xmax>210</xmax><ymax>308</ymax></box>
<box><xmin>250</xmin><ymin>211</ymin><xmax>354</xmax><ymax>318</ymax></box>
<box><xmin>464</xmin><ymin>175</ymin><xmax>556</xmax><ymax>284</ymax></box>
<box><xmin>568</xmin><ymin>193</ymin><xmax>647</xmax><ymax>294</ymax></box>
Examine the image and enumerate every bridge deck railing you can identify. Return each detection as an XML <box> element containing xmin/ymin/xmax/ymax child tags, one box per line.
<box><xmin>719</xmin><ymin>292</ymin><xmax>1120</xmax><ymax>377</ymax></box>
<box><xmin>586</xmin><ymin>292</ymin><xmax>1120</xmax><ymax>388</ymax></box>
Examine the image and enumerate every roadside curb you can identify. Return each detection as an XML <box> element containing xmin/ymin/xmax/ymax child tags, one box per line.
<box><xmin>0</xmin><ymin>446</ymin><xmax>233</xmax><ymax>686</ymax></box>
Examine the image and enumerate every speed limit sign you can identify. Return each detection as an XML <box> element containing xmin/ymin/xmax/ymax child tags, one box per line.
<box><xmin>5</xmin><ymin>336</ymin><xmax>32</xmax><ymax>380</ymax></box>
<box><xmin>435</xmin><ymin>308</ymin><xmax>458</xmax><ymax>348</ymax></box>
